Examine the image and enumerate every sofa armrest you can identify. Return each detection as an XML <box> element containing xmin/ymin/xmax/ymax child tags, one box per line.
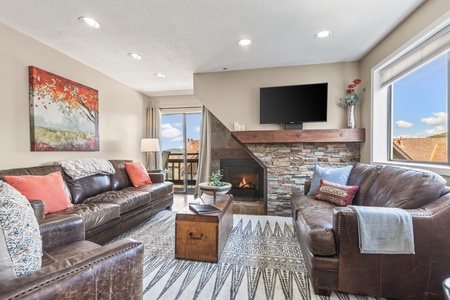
<box><xmin>29</xmin><ymin>200</ymin><xmax>45</xmax><ymax>221</ymax></box>
<box><xmin>0</xmin><ymin>238</ymin><xmax>143</xmax><ymax>300</ymax></box>
<box><xmin>304</xmin><ymin>180</ymin><xmax>311</xmax><ymax>195</ymax></box>
<box><xmin>149</xmin><ymin>172</ymin><xmax>164</xmax><ymax>183</ymax></box>
<box><xmin>40</xmin><ymin>215</ymin><xmax>85</xmax><ymax>251</ymax></box>
<box><xmin>333</xmin><ymin>196</ymin><xmax>450</xmax><ymax>298</ymax></box>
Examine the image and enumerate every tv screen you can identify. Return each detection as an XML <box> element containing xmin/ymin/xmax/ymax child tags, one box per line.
<box><xmin>260</xmin><ymin>83</ymin><xmax>328</xmax><ymax>125</ymax></box>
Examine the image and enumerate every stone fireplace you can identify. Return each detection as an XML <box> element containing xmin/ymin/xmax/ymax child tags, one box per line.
<box><xmin>243</xmin><ymin>141</ymin><xmax>361</xmax><ymax>216</ymax></box>
<box><xmin>231</xmin><ymin>129</ymin><xmax>365</xmax><ymax>217</ymax></box>
<box><xmin>209</xmin><ymin>111</ymin><xmax>364</xmax><ymax>217</ymax></box>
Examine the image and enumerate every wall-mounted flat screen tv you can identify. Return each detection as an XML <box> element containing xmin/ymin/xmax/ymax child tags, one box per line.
<box><xmin>260</xmin><ymin>83</ymin><xmax>328</xmax><ymax>127</ymax></box>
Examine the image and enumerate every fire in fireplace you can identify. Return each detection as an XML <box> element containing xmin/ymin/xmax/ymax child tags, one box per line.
<box><xmin>238</xmin><ymin>177</ymin><xmax>255</xmax><ymax>189</ymax></box>
<box><xmin>220</xmin><ymin>158</ymin><xmax>263</xmax><ymax>200</ymax></box>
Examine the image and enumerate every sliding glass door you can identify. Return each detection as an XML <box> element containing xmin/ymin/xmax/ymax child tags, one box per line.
<box><xmin>161</xmin><ymin>111</ymin><xmax>201</xmax><ymax>193</ymax></box>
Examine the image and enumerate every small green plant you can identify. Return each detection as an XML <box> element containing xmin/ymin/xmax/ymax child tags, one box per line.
<box><xmin>208</xmin><ymin>169</ymin><xmax>226</xmax><ymax>187</ymax></box>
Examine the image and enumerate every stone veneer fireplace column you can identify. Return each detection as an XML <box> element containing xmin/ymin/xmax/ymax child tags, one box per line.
<box><xmin>232</xmin><ymin>129</ymin><xmax>365</xmax><ymax>216</ymax></box>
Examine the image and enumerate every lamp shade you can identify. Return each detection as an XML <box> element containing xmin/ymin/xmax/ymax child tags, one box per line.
<box><xmin>141</xmin><ymin>138</ymin><xmax>160</xmax><ymax>152</ymax></box>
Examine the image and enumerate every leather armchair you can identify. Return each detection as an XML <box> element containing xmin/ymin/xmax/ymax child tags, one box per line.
<box><xmin>334</xmin><ymin>194</ymin><xmax>450</xmax><ymax>298</ymax></box>
<box><xmin>0</xmin><ymin>214</ymin><xmax>144</xmax><ymax>300</ymax></box>
<box><xmin>292</xmin><ymin>163</ymin><xmax>450</xmax><ymax>299</ymax></box>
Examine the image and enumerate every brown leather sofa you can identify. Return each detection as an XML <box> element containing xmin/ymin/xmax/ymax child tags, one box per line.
<box><xmin>0</xmin><ymin>214</ymin><xmax>144</xmax><ymax>299</ymax></box>
<box><xmin>0</xmin><ymin>159</ymin><xmax>174</xmax><ymax>244</ymax></box>
<box><xmin>291</xmin><ymin>163</ymin><xmax>450</xmax><ymax>299</ymax></box>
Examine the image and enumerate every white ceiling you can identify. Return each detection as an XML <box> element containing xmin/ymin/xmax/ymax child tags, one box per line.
<box><xmin>0</xmin><ymin>0</ymin><xmax>424</xmax><ymax>97</ymax></box>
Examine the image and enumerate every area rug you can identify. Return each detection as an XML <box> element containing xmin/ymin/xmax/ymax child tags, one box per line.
<box><xmin>112</xmin><ymin>210</ymin><xmax>383</xmax><ymax>300</ymax></box>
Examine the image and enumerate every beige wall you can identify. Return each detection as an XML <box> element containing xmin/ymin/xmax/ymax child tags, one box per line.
<box><xmin>194</xmin><ymin>62</ymin><xmax>359</xmax><ymax>131</ymax></box>
<box><xmin>149</xmin><ymin>95</ymin><xmax>202</xmax><ymax>109</ymax></box>
<box><xmin>0</xmin><ymin>23</ymin><xmax>150</xmax><ymax>169</ymax></box>
<box><xmin>359</xmin><ymin>1</ymin><xmax>450</xmax><ymax>165</ymax></box>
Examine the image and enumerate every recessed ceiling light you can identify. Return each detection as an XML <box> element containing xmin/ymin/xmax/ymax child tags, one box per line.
<box><xmin>128</xmin><ymin>53</ymin><xmax>142</xmax><ymax>60</ymax></box>
<box><xmin>237</xmin><ymin>39</ymin><xmax>252</xmax><ymax>46</ymax></box>
<box><xmin>315</xmin><ymin>31</ymin><xmax>331</xmax><ymax>38</ymax></box>
<box><xmin>154</xmin><ymin>73</ymin><xmax>165</xmax><ymax>78</ymax></box>
<box><xmin>78</xmin><ymin>16</ymin><xmax>100</xmax><ymax>29</ymax></box>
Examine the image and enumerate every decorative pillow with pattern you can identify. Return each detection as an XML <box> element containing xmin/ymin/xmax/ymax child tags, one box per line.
<box><xmin>0</xmin><ymin>181</ymin><xmax>42</xmax><ymax>283</ymax></box>
<box><xmin>314</xmin><ymin>179</ymin><xmax>359</xmax><ymax>206</ymax></box>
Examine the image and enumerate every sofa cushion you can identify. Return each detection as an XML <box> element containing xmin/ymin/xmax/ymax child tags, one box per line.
<box><xmin>84</xmin><ymin>182</ymin><xmax>173</xmax><ymax>214</ymax></box>
<box><xmin>47</xmin><ymin>203</ymin><xmax>120</xmax><ymax>231</ymax></box>
<box><xmin>295</xmin><ymin>195</ymin><xmax>337</xmax><ymax>256</ymax></box>
<box><xmin>109</xmin><ymin>160</ymin><xmax>132</xmax><ymax>190</ymax></box>
<box><xmin>65</xmin><ymin>174</ymin><xmax>112</xmax><ymax>204</ymax></box>
<box><xmin>314</xmin><ymin>179</ymin><xmax>359</xmax><ymax>206</ymax></box>
<box><xmin>308</xmin><ymin>165</ymin><xmax>353</xmax><ymax>196</ymax></box>
<box><xmin>42</xmin><ymin>241</ymin><xmax>100</xmax><ymax>267</ymax></box>
<box><xmin>365</xmin><ymin>165</ymin><xmax>447</xmax><ymax>208</ymax></box>
<box><xmin>0</xmin><ymin>182</ymin><xmax>42</xmax><ymax>283</ymax></box>
<box><xmin>347</xmin><ymin>163</ymin><xmax>384</xmax><ymax>206</ymax></box>
<box><xmin>5</xmin><ymin>172</ymin><xmax>73</xmax><ymax>214</ymax></box>
<box><xmin>125</xmin><ymin>162</ymin><xmax>152</xmax><ymax>187</ymax></box>
<box><xmin>134</xmin><ymin>182</ymin><xmax>174</xmax><ymax>200</ymax></box>
<box><xmin>83</xmin><ymin>189</ymin><xmax>151</xmax><ymax>214</ymax></box>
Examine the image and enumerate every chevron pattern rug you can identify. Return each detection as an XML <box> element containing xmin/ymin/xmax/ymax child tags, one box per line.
<box><xmin>112</xmin><ymin>210</ymin><xmax>383</xmax><ymax>300</ymax></box>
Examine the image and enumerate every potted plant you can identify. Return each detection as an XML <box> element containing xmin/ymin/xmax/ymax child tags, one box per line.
<box><xmin>199</xmin><ymin>170</ymin><xmax>232</xmax><ymax>196</ymax></box>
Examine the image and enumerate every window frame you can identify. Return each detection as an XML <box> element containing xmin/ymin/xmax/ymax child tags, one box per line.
<box><xmin>387</xmin><ymin>67</ymin><xmax>450</xmax><ymax>165</ymax></box>
<box><xmin>372</xmin><ymin>12</ymin><xmax>450</xmax><ymax>176</ymax></box>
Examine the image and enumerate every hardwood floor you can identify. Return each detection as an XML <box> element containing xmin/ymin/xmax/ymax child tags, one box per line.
<box><xmin>171</xmin><ymin>194</ymin><xmax>266</xmax><ymax>215</ymax></box>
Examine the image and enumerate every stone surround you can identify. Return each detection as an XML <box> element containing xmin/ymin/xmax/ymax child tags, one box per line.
<box><xmin>245</xmin><ymin>142</ymin><xmax>361</xmax><ymax>216</ymax></box>
<box><xmin>208</xmin><ymin>111</ymin><xmax>362</xmax><ymax>217</ymax></box>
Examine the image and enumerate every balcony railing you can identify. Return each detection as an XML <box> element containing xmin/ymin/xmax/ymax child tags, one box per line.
<box><xmin>163</xmin><ymin>151</ymin><xmax>199</xmax><ymax>186</ymax></box>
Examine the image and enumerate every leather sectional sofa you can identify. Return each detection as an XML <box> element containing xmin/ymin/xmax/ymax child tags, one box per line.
<box><xmin>291</xmin><ymin>163</ymin><xmax>450</xmax><ymax>299</ymax></box>
<box><xmin>0</xmin><ymin>159</ymin><xmax>173</xmax><ymax>299</ymax></box>
<box><xmin>0</xmin><ymin>159</ymin><xmax>174</xmax><ymax>244</ymax></box>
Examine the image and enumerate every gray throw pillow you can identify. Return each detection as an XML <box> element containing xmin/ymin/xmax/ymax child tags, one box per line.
<box><xmin>307</xmin><ymin>165</ymin><xmax>353</xmax><ymax>196</ymax></box>
<box><xmin>0</xmin><ymin>181</ymin><xmax>42</xmax><ymax>283</ymax></box>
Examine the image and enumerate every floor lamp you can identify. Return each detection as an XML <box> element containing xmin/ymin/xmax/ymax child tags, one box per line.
<box><xmin>141</xmin><ymin>138</ymin><xmax>160</xmax><ymax>171</ymax></box>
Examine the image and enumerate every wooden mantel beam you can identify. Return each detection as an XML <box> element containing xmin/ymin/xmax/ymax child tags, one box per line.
<box><xmin>231</xmin><ymin>128</ymin><xmax>365</xmax><ymax>144</ymax></box>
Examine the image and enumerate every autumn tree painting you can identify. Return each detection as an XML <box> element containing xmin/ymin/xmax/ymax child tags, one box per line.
<box><xmin>29</xmin><ymin>66</ymin><xmax>99</xmax><ymax>151</ymax></box>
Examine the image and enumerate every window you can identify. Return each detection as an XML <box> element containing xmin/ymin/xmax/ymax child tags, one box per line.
<box><xmin>372</xmin><ymin>15</ymin><xmax>450</xmax><ymax>175</ymax></box>
<box><xmin>390</xmin><ymin>53</ymin><xmax>448</xmax><ymax>164</ymax></box>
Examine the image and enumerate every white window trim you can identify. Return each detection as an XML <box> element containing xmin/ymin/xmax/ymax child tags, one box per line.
<box><xmin>371</xmin><ymin>12</ymin><xmax>450</xmax><ymax>176</ymax></box>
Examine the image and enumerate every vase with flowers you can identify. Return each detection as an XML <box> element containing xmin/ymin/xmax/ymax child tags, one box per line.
<box><xmin>339</xmin><ymin>79</ymin><xmax>363</xmax><ymax>128</ymax></box>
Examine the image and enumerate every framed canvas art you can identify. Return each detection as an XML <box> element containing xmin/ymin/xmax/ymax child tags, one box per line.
<box><xmin>29</xmin><ymin>66</ymin><xmax>99</xmax><ymax>151</ymax></box>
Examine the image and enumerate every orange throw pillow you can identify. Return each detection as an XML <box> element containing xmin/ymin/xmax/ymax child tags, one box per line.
<box><xmin>125</xmin><ymin>162</ymin><xmax>152</xmax><ymax>187</ymax></box>
<box><xmin>5</xmin><ymin>172</ymin><xmax>73</xmax><ymax>214</ymax></box>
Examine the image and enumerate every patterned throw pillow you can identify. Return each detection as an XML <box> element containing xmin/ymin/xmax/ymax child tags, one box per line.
<box><xmin>0</xmin><ymin>181</ymin><xmax>42</xmax><ymax>283</ymax></box>
<box><xmin>314</xmin><ymin>179</ymin><xmax>359</xmax><ymax>206</ymax></box>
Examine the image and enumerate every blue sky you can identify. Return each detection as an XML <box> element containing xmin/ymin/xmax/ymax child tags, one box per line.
<box><xmin>160</xmin><ymin>113</ymin><xmax>201</xmax><ymax>150</ymax></box>
<box><xmin>393</xmin><ymin>53</ymin><xmax>447</xmax><ymax>138</ymax></box>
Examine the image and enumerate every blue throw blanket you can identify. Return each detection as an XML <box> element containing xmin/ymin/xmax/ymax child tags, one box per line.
<box><xmin>348</xmin><ymin>205</ymin><xmax>415</xmax><ymax>254</ymax></box>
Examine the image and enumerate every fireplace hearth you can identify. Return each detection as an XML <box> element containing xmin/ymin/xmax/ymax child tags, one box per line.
<box><xmin>220</xmin><ymin>158</ymin><xmax>263</xmax><ymax>200</ymax></box>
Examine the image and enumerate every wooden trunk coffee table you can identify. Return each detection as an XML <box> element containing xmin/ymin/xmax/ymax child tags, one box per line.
<box><xmin>175</xmin><ymin>195</ymin><xmax>233</xmax><ymax>263</ymax></box>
